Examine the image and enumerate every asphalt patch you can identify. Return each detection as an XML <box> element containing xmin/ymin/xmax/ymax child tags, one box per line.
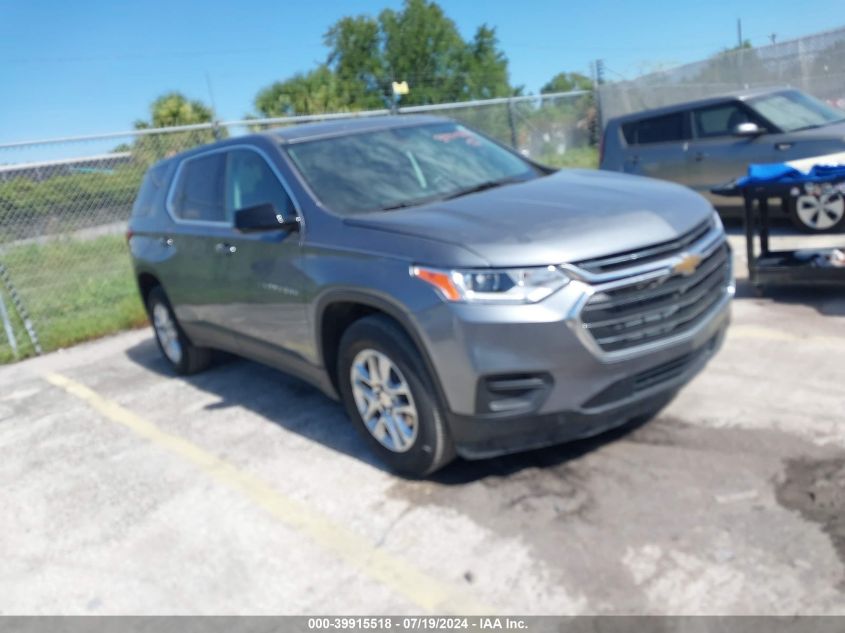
<box><xmin>776</xmin><ymin>457</ymin><xmax>845</xmax><ymax>573</ymax></box>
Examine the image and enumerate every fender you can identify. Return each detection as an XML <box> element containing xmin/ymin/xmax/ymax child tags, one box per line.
<box><xmin>312</xmin><ymin>288</ymin><xmax>452</xmax><ymax>414</ymax></box>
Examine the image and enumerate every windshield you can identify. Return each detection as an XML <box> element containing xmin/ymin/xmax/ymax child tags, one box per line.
<box><xmin>285</xmin><ymin>122</ymin><xmax>540</xmax><ymax>214</ymax></box>
<box><xmin>747</xmin><ymin>90</ymin><xmax>845</xmax><ymax>132</ymax></box>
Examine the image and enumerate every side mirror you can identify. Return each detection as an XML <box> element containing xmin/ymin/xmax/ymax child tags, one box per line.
<box><xmin>234</xmin><ymin>203</ymin><xmax>299</xmax><ymax>233</ymax></box>
<box><xmin>733</xmin><ymin>122</ymin><xmax>763</xmax><ymax>137</ymax></box>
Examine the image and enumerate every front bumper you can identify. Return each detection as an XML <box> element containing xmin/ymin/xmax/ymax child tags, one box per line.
<box><xmin>447</xmin><ymin>320</ymin><xmax>727</xmax><ymax>459</ymax></box>
<box><xmin>410</xmin><ymin>232</ymin><xmax>733</xmax><ymax>458</ymax></box>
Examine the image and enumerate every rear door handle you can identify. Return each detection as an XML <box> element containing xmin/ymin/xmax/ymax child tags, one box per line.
<box><xmin>215</xmin><ymin>242</ymin><xmax>237</xmax><ymax>255</ymax></box>
<box><xmin>694</xmin><ymin>152</ymin><xmax>706</xmax><ymax>162</ymax></box>
<box><xmin>776</xmin><ymin>142</ymin><xmax>793</xmax><ymax>151</ymax></box>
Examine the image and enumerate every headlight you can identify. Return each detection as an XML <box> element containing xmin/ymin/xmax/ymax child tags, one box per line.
<box><xmin>411</xmin><ymin>265</ymin><xmax>570</xmax><ymax>304</ymax></box>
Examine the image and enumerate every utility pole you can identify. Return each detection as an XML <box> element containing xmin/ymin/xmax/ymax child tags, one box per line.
<box><xmin>737</xmin><ymin>18</ymin><xmax>743</xmax><ymax>48</ymax></box>
<box><xmin>592</xmin><ymin>59</ymin><xmax>605</xmax><ymax>148</ymax></box>
<box><xmin>205</xmin><ymin>72</ymin><xmax>222</xmax><ymax>140</ymax></box>
<box><xmin>595</xmin><ymin>59</ymin><xmax>605</xmax><ymax>85</ymax></box>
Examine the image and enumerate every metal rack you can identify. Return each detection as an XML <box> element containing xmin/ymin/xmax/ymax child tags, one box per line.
<box><xmin>714</xmin><ymin>180</ymin><xmax>845</xmax><ymax>290</ymax></box>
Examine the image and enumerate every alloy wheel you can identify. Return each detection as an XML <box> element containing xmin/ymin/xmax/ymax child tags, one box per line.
<box><xmin>795</xmin><ymin>193</ymin><xmax>845</xmax><ymax>231</ymax></box>
<box><xmin>350</xmin><ymin>349</ymin><xmax>419</xmax><ymax>453</ymax></box>
<box><xmin>152</xmin><ymin>302</ymin><xmax>183</xmax><ymax>365</ymax></box>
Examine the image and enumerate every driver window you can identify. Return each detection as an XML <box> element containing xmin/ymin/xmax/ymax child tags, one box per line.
<box><xmin>693</xmin><ymin>103</ymin><xmax>767</xmax><ymax>138</ymax></box>
<box><xmin>225</xmin><ymin>149</ymin><xmax>294</xmax><ymax>221</ymax></box>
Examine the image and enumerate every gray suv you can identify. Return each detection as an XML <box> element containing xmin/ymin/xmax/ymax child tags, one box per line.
<box><xmin>601</xmin><ymin>88</ymin><xmax>845</xmax><ymax>232</ymax></box>
<box><xmin>129</xmin><ymin>115</ymin><xmax>733</xmax><ymax>476</ymax></box>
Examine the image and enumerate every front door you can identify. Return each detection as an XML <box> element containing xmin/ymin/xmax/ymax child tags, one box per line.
<box><xmin>686</xmin><ymin>102</ymin><xmax>775</xmax><ymax>204</ymax></box>
<box><xmin>209</xmin><ymin>147</ymin><xmax>310</xmax><ymax>362</ymax></box>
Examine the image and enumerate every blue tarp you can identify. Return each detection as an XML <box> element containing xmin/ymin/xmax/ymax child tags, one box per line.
<box><xmin>737</xmin><ymin>162</ymin><xmax>845</xmax><ymax>186</ymax></box>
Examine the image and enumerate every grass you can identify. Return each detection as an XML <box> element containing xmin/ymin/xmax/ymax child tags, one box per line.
<box><xmin>538</xmin><ymin>146</ymin><xmax>599</xmax><ymax>170</ymax></box>
<box><xmin>0</xmin><ymin>234</ymin><xmax>147</xmax><ymax>363</ymax></box>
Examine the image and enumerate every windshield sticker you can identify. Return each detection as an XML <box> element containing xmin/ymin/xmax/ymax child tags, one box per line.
<box><xmin>433</xmin><ymin>129</ymin><xmax>481</xmax><ymax>146</ymax></box>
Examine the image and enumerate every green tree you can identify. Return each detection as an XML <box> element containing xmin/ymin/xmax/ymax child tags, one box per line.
<box><xmin>324</xmin><ymin>15</ymin><xmax>386</xmax><ymax>109</ymax></box>
<box><xmin>378</xmin><ymin>0</ymin><xmax>468</xmax><ymax>105</ymax></box>
<box><xmin>540</xmin><ymin>72</ymin><xmax>593</xmax><ymax>94</ymax></box>
<box><xmin>134</xmin><ymin>92</ymin><xmax>215</xmax><ymax>129</ymax></box>
<box><xmin>132</xmin><ymin>92</ymin><xmax>221</xmax><ymax>163</ymax></box>
<box><xmin>463</xmin><ymin>25</ymin><xmax>515</xmax><ymax>100</ymax></box>
<box><xmin>255</xmin><ymin>0</ymin><xmax>515</xmax><ymax>116</ymax></box>
<box><xmin>254</xmin><ymin>65</ymin><xmax>349</xmax><ymax>117</ymax></box>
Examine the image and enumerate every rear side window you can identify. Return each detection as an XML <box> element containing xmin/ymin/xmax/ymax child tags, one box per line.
<box><xmin>693</xmin><ymin>103</ymin><xmax>761</xmax><ymax>138</ymax></box>
<box><xmin>131</xmin><ymin>162</ymin><xmax>168</xmax><ymax>218</ymax></box>
<box><xmin>623</xmin><ymin>112</ymin><xmax>688</xmax><ymax>145</ymax></box>
<box><xmin>170</xmin><ymin>153</ymin><xmax>226</xmax><ymax>223</ymax></box>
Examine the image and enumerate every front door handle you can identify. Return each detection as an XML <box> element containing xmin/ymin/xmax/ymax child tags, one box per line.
<box><xmin>776</xmin><ymin>142</ymin><xmax>793</xmax><ymax>151</ymax></box>
<box><xmin>215</xmin><ymin>242</ymin><xmax>237</xmax><ymax>255</ymax></box>
<box><xmin>694</xmin><ymin>152</ymin><xmax>706</xmax><ymax>162</ymax></box>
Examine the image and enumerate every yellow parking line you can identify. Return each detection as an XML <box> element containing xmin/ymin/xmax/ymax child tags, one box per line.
<box><xmin>43</xmin><ymin>371</ymin><xmax>491</xmax><ymax>615</ymax></box>
<box><xmin>728</xmin><ymin>325</ymin><xmax>845</xmax><ymax>347</ymax></box>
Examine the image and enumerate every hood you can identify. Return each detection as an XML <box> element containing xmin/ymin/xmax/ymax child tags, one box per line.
<box><xmin>344</xmin><ymin>169</ymin><xmax>714</xmax><ymax>267</ymax></box>
<box><xmin>791</xmin><ymin>120</ymin><xmax>845</xmax><ymax>140</ymax></box>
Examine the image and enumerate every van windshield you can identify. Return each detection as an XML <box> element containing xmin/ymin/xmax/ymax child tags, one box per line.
<box><xmin>747</xmin><ymin>90</ymin><xmax>845</xmax><ymax>132</ymax></box>
<box><xmin>284</xmin><ymin>122</ymin><xmax>540</xmax><ymax>214</ymax></box>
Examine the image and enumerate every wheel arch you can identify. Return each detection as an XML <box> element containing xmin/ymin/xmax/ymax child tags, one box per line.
<box><xmin>137</xmin><ymin>271</ymin><xmax>162</xmax><ymax>309</ymax></box>
<box><xmin>315</xmin><ymin>291</ymin><xmax>449</xmax><ymax>411</ymax></box>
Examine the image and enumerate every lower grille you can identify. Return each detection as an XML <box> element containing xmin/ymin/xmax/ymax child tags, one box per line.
<box><xmin>583</xmin><ymin>336</ymin><xmax>717</xmax><ymax>409</ymax></box>
<box><xmin>581</xmin><ymin>242</ymin><xmax>731</xmax><ymax>353</ymax></box>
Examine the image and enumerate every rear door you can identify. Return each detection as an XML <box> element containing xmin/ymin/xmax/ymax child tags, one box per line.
<box><xmin>686</xmin><ymin>101</ymin><xmax>775</xmax><ymax>202</ymax></box>
<box><xmin>160</xmin><ymin>150</ymin><xmax>234</xmax><ymax>346</ymax></box>
<box><xmin>620</xmin><ymin>111</ymin><xmax>691</xmax><ymax>184</ymax></box>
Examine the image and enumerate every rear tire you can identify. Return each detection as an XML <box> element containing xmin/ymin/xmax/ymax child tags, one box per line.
<box><xmin>787</xmin><ymin>192</ymin><xmax>845</xmax><ymax>233</ymax></box>
<box><xmin>147</xmin><ymin>286</ymin><xmax>212</xmax><ymax>375</ymax></box>
<box><xmin>337</xmin><ymin>315</ymin><xmax>455</xmax><ymax>477</ymax></box>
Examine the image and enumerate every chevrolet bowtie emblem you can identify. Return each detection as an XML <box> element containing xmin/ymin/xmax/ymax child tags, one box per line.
<box><xmin>673</xmin><ymin>253</ymin><xmax>703</xmax><ymax>276</ymax></box>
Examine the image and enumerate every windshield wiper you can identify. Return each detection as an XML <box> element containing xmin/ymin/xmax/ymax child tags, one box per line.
<box><xmin>379</xmin><ymin>193</ymin><xmax>446</xmax><ymax>211</ymax></box>
<box><xmin>377</xmin><ymin>176</ymin><xmax>526</xmax><ymax>211</ymax></box>
<box><xmin>441</xmin><ymin>176</ymin><xmax>525</xmax><ymax>201</ymax></box>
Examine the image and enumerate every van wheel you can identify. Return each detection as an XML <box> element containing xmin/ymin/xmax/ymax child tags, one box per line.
<box><xmin>337</xmin><ymin>315</ymin><xmax>455</xmax><ymax>477</ymax></box>
<box><xmin>787</xmin><ymin>192</ymin><xmax>845</xmax><ymax>233</ymax></box>
<box><xmin>147</xmin><ymin>286</ymin><xmax>211</xmax><ymax>375</ymax></box>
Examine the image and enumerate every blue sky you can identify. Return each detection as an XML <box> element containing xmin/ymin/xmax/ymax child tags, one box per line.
<box><xmin>1</xmin><ymin>0</ymin><xmax>843</xmax><ymax>147</ymax></box>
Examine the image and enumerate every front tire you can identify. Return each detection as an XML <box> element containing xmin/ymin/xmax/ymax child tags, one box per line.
<box><xmin>787</xmin><ymin>191</ymin><xmax>845</xmax><ymax>233</ymax></box>
<box><xmin>147</xmin><ymin>286</ymin><xmax>212</xmax><ymax>375</ymax></box>
<box><xmin>337</xmin><ymin>315</ymin><xmax>455</xmax><ymax>477</ymax></box>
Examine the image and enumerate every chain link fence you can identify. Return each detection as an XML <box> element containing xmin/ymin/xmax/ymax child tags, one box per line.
<box><xmin>0</xmin><ymin>90</ymin><xmax>593</xmax><ymax>362</ymax></box>
<box><xmin>598</xmin><ymin>25</ymin><xmax>845</xmax><ymax>123</ymax></box>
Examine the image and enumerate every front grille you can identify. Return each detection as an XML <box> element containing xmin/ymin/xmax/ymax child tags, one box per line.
<box><xmin>580</xmin><ymin>241</ymin><xmax>731</xmax><ymax>353</ymax></box>
<box><xmin>576</xmin><ymin>218</ymin><xmax>713</xmax><ymax>274</ymax></box>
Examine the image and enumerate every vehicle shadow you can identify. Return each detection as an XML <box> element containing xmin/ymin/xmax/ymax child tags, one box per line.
<box><xmin>734</xmin><ymin>277</ymin><xmax>845</xmax><ymax>317</ymax></box>
<box><xmin>125</xmin><ymin>336</ymin><xmax>657</xmax><ymax>482</ymax></box>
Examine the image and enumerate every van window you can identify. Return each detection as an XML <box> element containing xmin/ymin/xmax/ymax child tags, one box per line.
<box><xmin>170</xmin><ymin>153</ymin><xmax>226</xmax><ymax>223</ymax></box>
<box><xmin>623</xmin><ymin>113</ymin><xmax>687</xmax><ymax>145</ymax></box>
<box><xmin>693</xmin><ymin>103</ymin><xmax>760</xmax><ymax>138</ymax></box>
<box><xmin>225</xmin><ymin>149</ymin><xmax>294</xmax><ymax>221</ymax></box>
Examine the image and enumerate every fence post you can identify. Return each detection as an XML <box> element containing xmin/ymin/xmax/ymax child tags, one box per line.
<box><xmin>506</xmin><ymin>97</ymin><xmax>518</xmax><ymax>149</ymax></box>
<box><xmin>0</xmin><ymin>289</ymin><xmax>18</xmax><ymax>359</ymax></box>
